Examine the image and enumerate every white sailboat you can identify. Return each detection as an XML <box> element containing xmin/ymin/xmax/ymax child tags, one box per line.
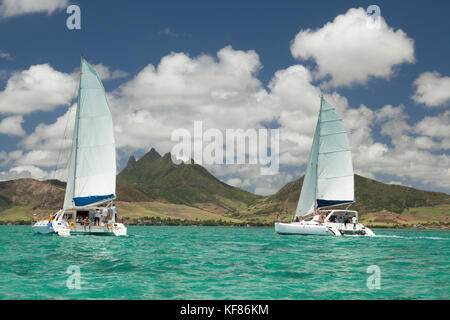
<box><xmin>32</xmin><ymin>57</ymin><xmax>127</xmax><ymax>236</ymax></box>
<box><xmin>275</xmin><ymin>96</ymin><xmax>375</xmax><ymax>236</ymax></box>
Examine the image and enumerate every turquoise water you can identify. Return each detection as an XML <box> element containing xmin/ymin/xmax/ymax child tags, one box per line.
<box><xmin>0</xmin><ymin>225</ymin><xmax>448</xmax><ymax>299</ymax></box>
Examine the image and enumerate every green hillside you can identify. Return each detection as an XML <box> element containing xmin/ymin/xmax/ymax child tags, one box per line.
<box><xmin>236</xmin><ymin>174</ymin><xmax>450</xmax><ymax>226</ymax></box>
<box><xmin>117</xmin><ymin>148</ymin><xmax>261</xmax><ymax>212</ymax></box>
<box><xmin>264</xmin><ymin>174</ymin><xmax>449</xmax><ymax>214</ymax></box>
<box><xmin>0</xmin><ymin>178</ymin><xmax>64</xmax><ymax>210</ymax></box>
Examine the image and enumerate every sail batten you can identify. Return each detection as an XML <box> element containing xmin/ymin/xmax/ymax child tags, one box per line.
<box><xmin>63</xmin><ymin>57</ymin><xmax>116</xmax><ymax>209</ymax></box>
<box><xmin>295</xmin><ymin>96</ymin><xmax>354</xmax><ymax>217</ymax></box>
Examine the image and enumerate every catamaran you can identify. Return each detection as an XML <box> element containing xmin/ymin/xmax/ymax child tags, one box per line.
<box><xmin>275</xmin><ymin>96</ymin><xmax>375</xmax><ymax>237</ymax></box>
<box><xmin>32</xmin><ymin>57</ymin><xmax>127</xmax><ymax>236</ymax></box>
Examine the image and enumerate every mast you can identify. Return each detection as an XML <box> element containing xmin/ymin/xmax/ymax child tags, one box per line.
<box><xmin>72</xmin><ymin>56</ymin><xmax>83</xmax><ymax>205</ymax></box>
<box><xmin>294</xmin><ymin>95</ymin><xmax>321</xmax><ymax>219</ymax></box>
<box><xmin>314</xmin><ymin>95</ymin><xmax>323</xmax><ymax>213</ymax></box>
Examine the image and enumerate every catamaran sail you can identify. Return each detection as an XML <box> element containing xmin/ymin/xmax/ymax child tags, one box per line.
<box><xmin>33</xmin><ymin>57</ymin><xmax>126</xmax><ymax>237</ymax></box>
<box><xmin>63</xmin><ymin>57</ymin><xmax>116</xmax><ymax>209</ymax></box>
<box><xmin>275</xmin><ymin>95</ymin><xmax>374</xmax><ymax>236</ymax></box>
<box><xmin>295</xmin><ymin>96</ymin><xmax>354</xmax><ymax>218</ymax></box>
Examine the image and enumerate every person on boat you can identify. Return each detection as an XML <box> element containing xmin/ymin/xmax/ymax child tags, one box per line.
<box><xmin>94</xmin><ymin>209</ymin><xmax>101</xmax><ymax>226</ymax></box>
<box><xmin>320</xmin><ymin>215</ymin><xmax>326</xmax><ymax>223</ymax></box>
<box><xmin>352</xmin><ymin>216</ymin><xmax>358</xmax><ymax>229</ymax></box>
<box><xmin>112</xmin><ymin>204</ymin><xmax>118</xmax><ymax>221</ymax></box>
<box><xmin>46</xmin><ymin>214</ymin><xmax>53</xmax><ymax>229</ymax></box>
<box><xmin>102</xmin><ymin>207</ymin><xmax>108</xmax><ymax>225</ymax></box>
<box><xmin>106</xmin><ymin>207</ymin><xmax>112</xmax><ymax>221</ymax></box>
<box><xmin>313</xmin><ymin>208</ymin><xmax>324</xmax><ymax>222</ymax></box>
<box><xmin>344</xmin><ymin>212</ymin><xmax>349</xmax><ymax>228</ymax></box>
<box><xmin>32</xmin><ymin>213</ymin><xmax>38</xmax><ymax>224</ymax></box>
<box><xmin>98</xmin><ymin>208</ymin><xmax>104</xmax><ymax>226</ymax></box>
<box><xmin>315</xmin><ymin>209</ymin><xmax>327</xmax><ymax>220</ymax></box>
<box><xmin>83</xmin><ymin>216</ymin><xmax>91</xmax><ymax>231</ymax></box>
<box><xmin>76</xmin><ymin>216</ymin><xmax>81</xmax><ymax>224</ymax></box>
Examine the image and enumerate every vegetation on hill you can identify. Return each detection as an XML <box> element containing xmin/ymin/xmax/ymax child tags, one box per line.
<box><xmin>0</xmin><ymin>179</ymin><xmax>64</xmax><ymax>210</ymax></box>
<box><xmin>117</xmin><ymin>148</ymin><xmax>261</xmax><ymax>212</ymax></box>
<box><xmin>261</xmin><ymin>174</ymin><xmax>450</xmax><ymax>215</ymax></box>
<box><xmin>233</xmin><ymin>174</ymin><xmax>450</xmax><ymax>227</ymax></box>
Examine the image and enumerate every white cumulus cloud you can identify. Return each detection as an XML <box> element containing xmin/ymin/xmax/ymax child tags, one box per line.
<box><xmin>0</xmin><ymin>115</ymin><xmax>25</xmax><ymax>136</ymax></box>
<box><xmin>91</xmin><ymin>63</ymin><xmax>130</xmax><ymax>81</ymax></box>
<box><xmin>0</xmin><ymin>64</ymin><xmax>77</xmax><ymax>115</ymax></box>
<box><xmin>412</xmin><ymin>72</ymin><xmax>450</xmax><ymax>107</ymax></box>
<box><xmin>0</xmin><ymin>0</ymin><xmax>69</xmax><ymax>19</ymax></box>
<box><xmin>290</xmin><ymin>7</ymin><xmax>415</xmax><ymax>87</ymax></box>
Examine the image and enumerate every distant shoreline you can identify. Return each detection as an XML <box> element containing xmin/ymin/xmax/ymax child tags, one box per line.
<box><xmin>1</xmin><ymin>221</ymin><xmax>449</xmax><ymax>230</ymax></box>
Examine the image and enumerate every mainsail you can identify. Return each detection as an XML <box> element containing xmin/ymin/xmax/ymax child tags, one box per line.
<box><xmin>63</xmin><ymin>57</ymin><xmax>116</xmax><ymax>209</ymax></box>
<box><xmin>295</xmin><ymin>96</ymin><xmax>354</xmax><ymax>217</ymax></box>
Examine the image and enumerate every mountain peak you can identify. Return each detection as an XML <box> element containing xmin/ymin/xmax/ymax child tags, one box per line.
<box><xmin>141</xmin><ymin>147</ymin><xmax>161</xmax><ymax>161</ymax></box>
<box><xmin>162</xmin><ymin>152</ymin><xmax>172</xmax><ymax>161</ymax></box>
<box><xmin>125</xmin><ymin>155</ymin><xmax>137</xmax><ymax>171</ymax></box>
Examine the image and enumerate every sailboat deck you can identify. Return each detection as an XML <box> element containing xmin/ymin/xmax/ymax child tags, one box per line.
<box><xmin>69</xmin><ymin>224</ymin><xmax>115</xmax><ymax>235</ymax></box>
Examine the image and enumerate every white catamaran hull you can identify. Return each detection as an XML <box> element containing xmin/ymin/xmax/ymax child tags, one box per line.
<box><xmin>275</xmin><ymin>222</ymin><xmax>334</xmax><ymax>236</ymax></box>
<box><xmin>33</xmin><ymin>219</ymin><xmax>127</xmax><ymax>237</ymax></box>
<box><xmin>275</xmin><ymin>222</ymin><xmax>375</xmax><ymax>237</ymax></box>
<box><xmin>64</xmin><ymin>223</ymin><xmax>127</xmax><ymax>236</ymax></box>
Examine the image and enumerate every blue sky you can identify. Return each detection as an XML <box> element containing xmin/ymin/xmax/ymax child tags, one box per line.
<box><xmin>0</xmin><ymin>0</ymin><xmax>449</xmax><ymax>195</ymax></box>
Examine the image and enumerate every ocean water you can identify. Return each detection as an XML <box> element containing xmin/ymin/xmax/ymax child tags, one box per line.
<box><xmin>0</xmin><ymin>225</ymin><xmax>448</xmax><ymax>300</ymax></box>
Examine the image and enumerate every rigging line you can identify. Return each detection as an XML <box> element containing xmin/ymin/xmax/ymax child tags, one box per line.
<box><xmin>41</xmin><ymin>79</ymin><xmax>79</xmax><ymax>209</ymax></box>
